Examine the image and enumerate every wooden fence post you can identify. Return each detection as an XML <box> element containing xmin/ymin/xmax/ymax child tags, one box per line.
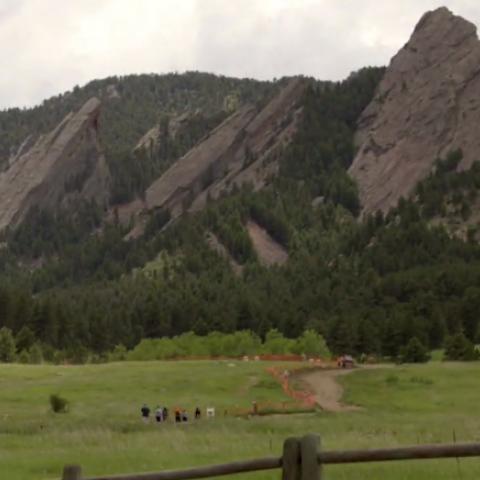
<box><xmin>301</xmin><ymin>434</ymin><xmax>321</xmax><ymax>480</ymax></box>
<box><xmin>282</xmin><ymin>437</ymin><xmax>301</xmax><ymax>480</ymax></box>
<box><xmin>62</xmin><ymin>465</ymin><xmax>82</xmax><ymax>480</ymax></box>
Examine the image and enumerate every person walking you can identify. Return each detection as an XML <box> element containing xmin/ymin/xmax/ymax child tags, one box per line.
<box><xmin>175</xmin><ymin>408</ymin><xmax>181</xmax><ymax>423</ymax></box>
<box><xmin>163</xmin><ymin>406</ymin><xmax>169</xmax><ymax>421</ymax></box>
<box><xmin>195</xmin><ymin>407</ymin><xmax>201</xmax><ymax>419</ymax></box>
<box><xmin>141</xmin><ymin>404</ymin><xmax>150</xmax><ymax>423</ymax></box>
<box><xmin>155</xmin><ymin>405</ymin><xmax>163</xmax><ymax>423</ymax></box>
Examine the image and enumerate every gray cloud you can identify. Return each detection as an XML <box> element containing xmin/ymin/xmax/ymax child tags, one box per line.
<box><xmin>1</xmin><ymin>0</ymin><xmax>480</xmax><ymax>109</ymax></box>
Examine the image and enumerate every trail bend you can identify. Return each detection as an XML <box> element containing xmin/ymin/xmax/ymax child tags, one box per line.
<box><xmin>299</xmin><ymin>365</ymin><xmax>388</xmax><ymax>412</ymax></box>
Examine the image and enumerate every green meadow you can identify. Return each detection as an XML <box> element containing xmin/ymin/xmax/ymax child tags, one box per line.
<box><xmin>1</xmin><ymin>360</ymin><xmax>480</xmax><ymax>480</ymax></box>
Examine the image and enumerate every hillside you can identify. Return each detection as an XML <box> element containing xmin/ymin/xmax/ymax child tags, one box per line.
<box><xmin>0</xmin><ymin>72</ymin><xmax>278</xmax><ymax>208</ymax></box>
<box><xmin>1</xmin><ymin>8</ymin><xmax>480</xmax><ymax>364</ymax></box>
<box><xmin>120</xmin><ymin>77</ymin><xmax>305</xmax><ymax>235</ymax></box>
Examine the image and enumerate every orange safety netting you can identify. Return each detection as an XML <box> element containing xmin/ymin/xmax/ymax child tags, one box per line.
<box><xmin>266</xmin><ymin>366</ymin><xmax>317</xmax><ymax>407</ymax></box>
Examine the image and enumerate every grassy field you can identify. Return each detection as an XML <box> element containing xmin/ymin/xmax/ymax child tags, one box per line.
<box><xmin>1</xmin><ymin>360</ymin><xmax>480</xmax><ymax>480</ymax></box>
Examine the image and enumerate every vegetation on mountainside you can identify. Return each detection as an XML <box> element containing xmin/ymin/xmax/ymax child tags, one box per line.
<box><xmin>112</xmin><ymin>109</ymin><xmax>229</xmax><ymax>203</ymax></box>
<box><xmin>413</xmin><ymin>149</ymin><xmax>480</xmax><ymax>240</ymax></box>
<box><xmin>0</xmin><ymin>72</ymin><xmax>278</xmax><ymax>202</ymax></box>
<box><xmin>281</xmin><ymin>67</ymin><xmax>385</xmax><ymax>214</ymax></box>
<box><xmin>1</xmin><ymin>68</ymin><xmax>480</xmax><ymax>363</ymax></box>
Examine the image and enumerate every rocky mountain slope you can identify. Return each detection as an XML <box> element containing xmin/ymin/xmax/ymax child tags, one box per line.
<box><xmin>350</xmin><ymin>7</ymin><xmax>480</xmax><ymax>215</ymax></box>
<box><xmin>119</xmin><ymin>78</ymin><xmax>305</xmax><ymax>234</ymax></box>
<box><xmin>2</xmin><ymin>9</ymin><xmax>480</xmax><ymax>364</ymax></box>
<box><xmin>0</xmin><ymin>72</ymin><xmax>278</xmax><ymax>212</ymax></box>
<box><xmin>0</xmin><ymin>98</ymin><xmax>109</xmax><ymax>230</ymax></box>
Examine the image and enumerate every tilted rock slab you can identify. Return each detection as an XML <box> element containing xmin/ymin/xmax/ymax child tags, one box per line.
<box><xmin>349</xmin><ymin>7</ymin><xmax>480</xmax><ymax>215</ymax></box>
<box><xmin>142</xmin><ymin>78</ymin><xmax>305</xmax><ymax>220</ymax></box>
<box><xmin>0</xmin><ymin>98</ymin><xmax>110</xmax><ymax>230</ymax></box>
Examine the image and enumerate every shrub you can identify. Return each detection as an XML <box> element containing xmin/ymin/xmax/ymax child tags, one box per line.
<box><xmin>15</xmin><ymin>326</ymin><xmax>35</xmax><ymax>352</ymax></box>
<box><xmin>67</xmin><ymin>345</ymin><xmax>90</xmax><ymax>364</ymax></box>
<box><xmin>263</xmin><ymin>329</ymin><xmax>295</xmax><ymax>354</ymax></box>
<box><xmin>28</xmin><ymin>344</ymin><xmax>43</xmax><ymax>364</ymax></box>
<box><xmin>293</xmin><ymin>330</ymin><xmax>330</xmax><ymax>357</ymax></box>
<box><xmin>0</xmin><ymin>327</ymin><xmax>17</xmax><ymax>363</ymax></box>
<box><xmin>399</xmin><ymin>337</ymin><xmax>430</xmax><ymax>363</ymax></box>
<box><xmin>109</xmin><ymin>344</ymin><xmax>127</xmax><ymax>361</ymax></box>
<box><xmin>49</xmin><ymin>394</ymin><xmax>69</xmax><ymax>413</ymax></box>
<box><xmin>385</xmin><ymin>374</ymin><xmax>399</xmax><ymax>385</ymax></box>
<box><xmin>18</xmin><ymin>350</ymin><xmax>30</xmax><ymax>364</ymax></box>
<box><xmin>444</xmin><ymin>332</ymin><xmax>479</xmax><ymax>361</ymax></box>
<box><xmin>0</xmin><ymin>327</ymin><xmax>16</xmax><ymax>363</ymax></box>
<box><xmin>409</xmin><ymin>376</ymin><xmax>433</xmax><ymax>385</ymax></box>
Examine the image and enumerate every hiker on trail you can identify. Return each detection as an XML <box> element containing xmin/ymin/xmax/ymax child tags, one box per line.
<box><xmin>175</xmin><ymin>408</ymin><xmax>181</xmax><ymax>423</ymax></box>
<box><xmin>195</xmin><ymin>407</ymin><xmax>201</xmax><ymax>419</ymax></box>
<box><xmin>163</xmin><ymin>406</ymin><xmax>169</xmax><ymax>421</ymax></box>
<box><xmin>155</xmin><ymin>406</ymin><xmax>163</xmax><ymax>423</ymax></box>
<box><xmin>141</xmin><ymin>404</ymin><xmax>150</xmax><ymax>423</ymax></box>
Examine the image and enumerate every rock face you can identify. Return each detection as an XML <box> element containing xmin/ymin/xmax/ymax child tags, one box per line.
<box><xmin>349</xmin><ymin>7</ymin><xmax>480</xmax><ymax>215</ymax></box>
<box><xmin>246</xmin><ymin>220</ymin><xmax>288</xmax><ymax>267</ymax></box>
<box><xmin>0</xmin><ymin>98</ymin><xmax>109</xmax><ymax>230</ymax></box>
<box><xmin>133</xmin><ymin>111</ymin><xmax>198</xmax><ymax>156</ymax></box>
<box><xmin>122</xmin><ymin>78</ymin><xmax>305</xmax><ymax>230</ymax></box>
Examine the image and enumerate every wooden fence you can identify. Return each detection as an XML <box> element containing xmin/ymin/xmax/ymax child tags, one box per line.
<box><xmin>61</xmin><ymin>435</ymin><xmax>480</xmax><ymax>480</ymax></box>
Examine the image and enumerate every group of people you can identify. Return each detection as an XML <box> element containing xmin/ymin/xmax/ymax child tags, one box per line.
<box><xmin>141</xmin><ymin>404</ymin><xmax>202</xmax><ymax>424</ymax></box>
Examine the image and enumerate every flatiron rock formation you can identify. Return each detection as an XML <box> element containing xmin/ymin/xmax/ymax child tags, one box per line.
<box><xmin>124</xmin><ymin>78</ymin><xmax>305</xmax><ymax>232</ymax></box>
<box><xmin>350</xmin><ymin>7</ymin><xmax>480</xmax><ymax>215</ymax></box>
<box><xmin>0</xmin><ymin>98</ymin><xmax>109</xmax><ymax>230</ymax></box>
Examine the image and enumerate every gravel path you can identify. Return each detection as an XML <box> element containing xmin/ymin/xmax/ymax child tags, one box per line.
<box><xmin>300</xmin><ymin>365</ymin><xmax>389</xmax><ymax>412</ymax></box>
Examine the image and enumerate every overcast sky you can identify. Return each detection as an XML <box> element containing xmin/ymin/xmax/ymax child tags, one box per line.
<box><xmin>1</xmin><ymin>0</ymin><xmax>480</xmax><ymax>109</ymax></box>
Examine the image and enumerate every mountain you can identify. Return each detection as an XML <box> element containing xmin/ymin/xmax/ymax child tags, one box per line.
<box><xmin>350</xmin><ymin>7</ymin><xmax>480</xmax><ymax>215</ymax></box>
<box><xmin>2</xmin><ymin>9</ymin><xmax>480</xmax><ymax>364</ymax></box>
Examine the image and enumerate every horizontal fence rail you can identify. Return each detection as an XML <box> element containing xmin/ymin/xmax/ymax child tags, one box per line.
<box><xmin>62</xmin><ymin>439</ymin><xmax>480</xmax><ymax>480</ymax></box>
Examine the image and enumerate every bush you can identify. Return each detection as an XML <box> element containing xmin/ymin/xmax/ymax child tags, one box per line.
<box><xmin>127</xmin><ymin>330</ymin><xmax>263</xmax><ymax>360</ymax></box>
<box><xmin>0</xmin><ymin>327</ymin><xmax>16</xmax><ymax>363</ymax></box>
<box><xmin>385</xmin><ymin>374</ymin><xmax>399</xmax><ymax>385</ymax></box>
<box><xmin>444</xmin><ymin>332</ymin><xmax>479</xmax><ymax>361</ymax></box>
<box><xmin>263</xmin><ymin>329</ymin><xmax>295</xmax><ymax>354</ymax></box>
<box><xmin>28</xmin><ymin>344</ymin><xmax>43</xmax><ymax>364</ymax></box>
<box><xmin>15</xmin><ymin>326</ymin><xmax>35</xmax><ymax>352</ymax></box>
<box><xmin>293</xmin><ymin>330</ymin><xmax>330</xmax><ymax>357</ymax></box>
<box><xmin>49</xmin><ymin>394</ymin><xmax>69</xmax><ymax>413</ymax></box>
<box><xmin>18</xmin><ymin>350</ymin><xmax>30</xmax><ymax>364</ymax></box>
<box><xmin>109</xmin><ymin>344</ymin><xmax>127</xmax><ymax>361</ymax></box>
<box><xmin>409</xmin><ymin>376</ymin><xmax>433</xmax><ymax>385</ymax></box>
<box><xmin>399</xmin><ymin>337</ymin><xmax>430</xmax><ymax>363</ymax></box>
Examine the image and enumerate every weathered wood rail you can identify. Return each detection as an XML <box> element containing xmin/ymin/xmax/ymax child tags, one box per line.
<box><xmin>62</xmin><ymin>436</ymin><xmax>480</xmax><ymax>480</ymax></box>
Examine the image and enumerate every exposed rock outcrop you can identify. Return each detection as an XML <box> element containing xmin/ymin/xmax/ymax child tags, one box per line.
<box><xmin>246</xmin><ymin>220</ymin><xmax>288</xmax><ymax>267</ymax></box>
<box><xmin>124</xmin><ymin>78</ymin><xmax>305</xmax><ymax>232</ymax></box>
<box><xmin>133</xmin><ymin>111</ymin><xmax>197</xmax><ymax>156</ymax></box>
<box><xmin>0</xmin><ymin>98</ymin><xmax>109</xmax><ymax>230</ymax></box>
<box><xmin>205</xmin><ymin>231</ymin><xmax>243</xmax><ymax>275</ymax></box>
<box><xmin>349</xmin><ymin>7</ymin><xmax>480</xmax><ymax>215</ymax></box>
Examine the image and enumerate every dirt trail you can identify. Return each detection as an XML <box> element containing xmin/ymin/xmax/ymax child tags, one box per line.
<box><xmin>300</xmin><ymin>366</ymin><xmax>388</xmax><ymax>412</ymax></box>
